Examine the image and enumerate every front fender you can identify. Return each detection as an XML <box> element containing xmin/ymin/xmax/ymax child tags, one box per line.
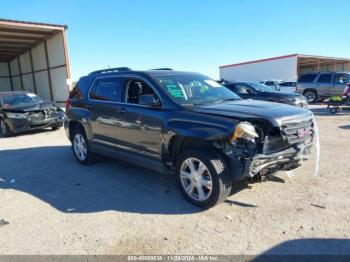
<box><xmin>167</xmin><ymin>118</ymin><xmax>235</xmax><ymax>140</ymax></box>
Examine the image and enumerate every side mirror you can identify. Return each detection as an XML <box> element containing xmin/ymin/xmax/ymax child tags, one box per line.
<box><xmin>139</xmin><ymin>94</ymin><xmax>161</xmax><ymax>107</ymax></box>
<box><xmin>275</xmin><ymin>84</ymin><xmax>281</xmax><ymax>91</ymax></box>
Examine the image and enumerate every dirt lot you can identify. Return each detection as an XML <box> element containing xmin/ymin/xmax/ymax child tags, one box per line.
<box><xmin>0</xmin><ymin>105</ymin><xmax>349</xmax><ymax>255</ymax></box>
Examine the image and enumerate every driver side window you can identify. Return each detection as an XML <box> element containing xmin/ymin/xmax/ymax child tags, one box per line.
<box><xmin>234</xmin><ymin>84</ymin><xmax>252</xmax><ymax>94</ymax></box>
<box><xmin>125</xmin><ymin>79</ymin><xmax>160</xmax><ymax>105</ymax></box>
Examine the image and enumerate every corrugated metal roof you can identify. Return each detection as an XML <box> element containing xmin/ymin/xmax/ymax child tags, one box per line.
<box><xmin>0</xmin><ymin>18</ymin><xmax>68</xmax><ymax>62</ymax></box>
<box><xmin>0</xmin><ymin>18</ymin><xmax>67</xmax><ymax>29</ymax></box>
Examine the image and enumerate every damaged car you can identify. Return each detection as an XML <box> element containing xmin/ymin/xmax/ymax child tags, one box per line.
<box><xmin>65</xmin><ymin>68</ymin><xmax>315</xmax><ymax>208</ymax></box>
<box><xmin>0</xmin><ymin>91</ymin><xmax>65</xmax><ymax>137</ymax></box>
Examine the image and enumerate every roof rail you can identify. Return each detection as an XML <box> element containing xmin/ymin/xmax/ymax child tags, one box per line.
<box><xmin>88</xmin><ymin>67</ymin><xmax>132</xmax><ymax>75</ymax></box>
<box><xmin>151</xmin><ymin>68</ymin><xmax>173</xmax><ymax>70</ymax></box>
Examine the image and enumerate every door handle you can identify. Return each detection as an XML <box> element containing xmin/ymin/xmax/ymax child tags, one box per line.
<box><xmin>86</xmin><ymin>104</ymin><xmax>92</xmax><ymax>109</ymax></box>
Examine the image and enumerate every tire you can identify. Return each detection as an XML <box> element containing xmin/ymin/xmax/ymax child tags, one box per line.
<box><xmin>51</xmin><ymin>123</ymin><xmax>63</xmax><ymax>131</ymax></box>
<box><xmin>71</xmin><ymin>125</ymin><xmax>95</xmax><ymax>164</ymax></box>
<box><xmin>0</xmin><ymin>119</ymin><xmax>12</xmax><ymax>137</ymax></box>
<box><xmin>303</xmin><ymin>89</ymin><xmax>318</xmax><ymax>103</ymax></box>
<box><xmin>330</xmin><ymin>107</ymin><xmax>337</xmax><ymax>114</ymax></box>
<box><xmin>176</xmin><ymin>149</ymin><xmax>232</xmax><ymax>208</ymax></box>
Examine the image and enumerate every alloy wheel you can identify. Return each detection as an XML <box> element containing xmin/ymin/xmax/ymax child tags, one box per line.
<box><xmin>180</xmin><ymin>157</ymin><xmax>213</xmax><ymax>201</ymax></box>
<box><xmin>305</xmin><ymin>92</ymin><xmax>316</xmax><ymax>103</ymax></box>
<box><xmin>73</xmin><ymin>134</ymin><xmax>88</xmax><ymax>161</ymax></box>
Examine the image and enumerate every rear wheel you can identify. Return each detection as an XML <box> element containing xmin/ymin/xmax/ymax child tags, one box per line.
<box><xmin>303</xmin><ymin>89</ymin><xmax>318</xmax><ymax>103</ymax></box>
<box><xmin>72</xmin><ymin>125</ymin><xmax>94</xmax><ymax>164</ymax></box>
<box><xmin>176</xmin><ymin>149</ymin><xmax>232</xmax><ymax>208</ymax></box>
<box><xmin>0</xmin><ymin>120</ymin><xmax>12</xmax><ymax>137</ymax></box>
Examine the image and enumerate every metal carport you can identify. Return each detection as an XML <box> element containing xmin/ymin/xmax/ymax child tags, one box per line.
<box><xmin>0</xmin><ymin>19</ymin><xmax>70</xmax><ymax>104</ymax></box>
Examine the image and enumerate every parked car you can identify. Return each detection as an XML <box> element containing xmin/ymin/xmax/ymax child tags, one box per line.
<box><xmin>296</xmin><ymin>72</ymin><xmax>350</xmax><ymax>103</ymax></box>
<box><xmin>223</xmin><ymin>81</ymin><xmax>308</xmax><ymax>108</ymax></box>
<box><xmin>278</xmin><ymin>81</ymin><xmax>297</xmax><ymax>92</ymax></box>
<box><xmin>259</xmin><ymin>80</ymin><xmax>281</xmax><ymax>91</ymax></box>
<box><xmin>65</xmin><ymin>68</ymin><xmax>314</xmax><ymax>208</ymax></box>
<box><xmin>0</xmin><ymin>91</ymin><xmax>64</xmax><ymax>137</ymax></box>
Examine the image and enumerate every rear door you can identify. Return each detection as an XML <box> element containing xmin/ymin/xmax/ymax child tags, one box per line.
<box><xmin>315</xmin><ymin>73</ymin><xmax>333</xmax><ymax>98</ymax></box>
<box><xmin>88</xmin><ymin>77</ymin><xmax>124</xmax><ymax>145</ymax></box>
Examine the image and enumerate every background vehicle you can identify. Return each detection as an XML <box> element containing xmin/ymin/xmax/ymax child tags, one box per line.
<box><xmin>296</xmin><ymin>72</ymin><xmax>350</xmax><ymax>103</ymax></box>
<box><xmin>223</xmin><ymin>81</ymin><xmax>308</xmax><ymax>108</ymax></box>
<box><xmin>65</xmin><ymin>68</ymin><xmax>314</xmax><ymax>208</ymax></box>
<box><xmin>0</xmin><ymin>91</ymin><xmax>64</xmax><ymax>137</ymax></box>
<box><xmin>278</xmin><ymin>81</ymin><xmax>297</xmax><ymax>92</ymax></box>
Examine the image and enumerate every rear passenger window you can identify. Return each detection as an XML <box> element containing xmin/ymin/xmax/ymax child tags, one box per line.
<box><xmin>69</xmin><ymin>82</ymin><xmax>83</xmax><ymax>99</ymax></box>
<box><xmin>90</xmin><ymin>78</ymin><xmax>122</xmax><ymax>102</ymax></box>
<box><xmin>317</xmin><ymin>74</ymin><xmax>332</xmax><ymax>84</ymax></box>
<box><xmin>298</xmin><ymin>74</ymin><xmax>317</xmax><ymax>83</ymax></box>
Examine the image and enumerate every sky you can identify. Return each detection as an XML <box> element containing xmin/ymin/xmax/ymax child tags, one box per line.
<box><xmin>1</xmin><ymin>0</ymin><xmax>350</xmax><ymax>80</ymax></box>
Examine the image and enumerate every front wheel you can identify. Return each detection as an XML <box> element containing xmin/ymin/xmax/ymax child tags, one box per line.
<box><xmin>176</xmin><ymin>149</ymin><xmax>232</xmax><ymax>208</ymax></box>
<box><xmin>303</xmin><ymin>89</ymin><xmax>318</xmax><ymax>103</ymax></box>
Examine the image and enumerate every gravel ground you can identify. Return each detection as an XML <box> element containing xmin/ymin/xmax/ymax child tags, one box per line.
<box><xmin>0</xmin><ymin>104</ymin><xmax>349</xmax><ymax>255</ymax></box>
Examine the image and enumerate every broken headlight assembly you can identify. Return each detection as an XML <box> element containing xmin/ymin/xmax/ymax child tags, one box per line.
<box><xmin>231</xmin><ymin>122</ymin><xmax>259</xmax><ymax>144</ymax></box>
<box><xmin>6</xmin><ymin>112</ymin><xmax>27</xmax><ymax>119</ymax></box>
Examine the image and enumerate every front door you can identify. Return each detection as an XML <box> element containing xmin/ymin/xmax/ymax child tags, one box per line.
<box><xmin>333</xmin><ymin>73</ymin><xmax>350</xmax><ymax>96</ymax></box>
<box><xmin>114</xmin><ymin>78</ymin><xmax>164</xmax><ymax>160</ymax></box>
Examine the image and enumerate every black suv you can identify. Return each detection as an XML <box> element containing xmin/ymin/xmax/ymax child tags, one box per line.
<box><xmin>65</xmin><ymin>68</ymin><xmax>314</xmax><ymax>208</ymax></box>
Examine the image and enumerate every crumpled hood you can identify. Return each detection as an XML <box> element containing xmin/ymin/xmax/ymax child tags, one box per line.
<box><xmin>3</xmin><ymin>102</ymin><xmax>59</xmax><ymax>113</ymax></box>
<box><xmin>190</xmin><ymin>99</ymin><xmax>312</xmax><ymax>127</ymax></box>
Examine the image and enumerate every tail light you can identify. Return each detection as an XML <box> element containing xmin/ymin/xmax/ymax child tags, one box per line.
<box><xmin>65</xmin><ymin>98</ymin><xmax>71</xmax><ymax>112</ymax></box>
<box><xmin>343</xmin><ymin>84</ymin><xmax>350</xmax><ymax>96</ymax></box>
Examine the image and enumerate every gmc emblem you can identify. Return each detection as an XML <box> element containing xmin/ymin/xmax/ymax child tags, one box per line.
<box><xmin>297</xmin><ymin>127</ymin><xmax>312</xmax><ymax>138</ymax></box>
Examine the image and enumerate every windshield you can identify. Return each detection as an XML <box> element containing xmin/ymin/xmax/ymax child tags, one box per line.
<box><xmin>153</xmin><ymin>74</ymin><xmax>241</xmax><ymax>105</ymax></box>
<box><xmin>247</xmin><ymin>82</ymin><xmax>276</xmax><ymax>92</ymax></box>
<box><xmin>1</xmin><ymin>93</ymin><xmax>43</xmax><ymax>109</ymax></box>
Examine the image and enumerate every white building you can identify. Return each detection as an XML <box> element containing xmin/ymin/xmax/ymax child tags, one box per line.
<box><xmin>219</xmin><ymin>54</ymin><xmax>350</xmax><ymax>82</ymax></box>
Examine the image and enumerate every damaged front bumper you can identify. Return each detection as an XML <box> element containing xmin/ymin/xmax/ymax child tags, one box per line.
<box><xmin>5</xmin><ymin>112</ymin><xmax>65</xmax><ymax>134</ymax></box>
<box><xmin>226</xmin><ymin>142</ymin><xmax>312</xmax><ymax>180</ymax></box>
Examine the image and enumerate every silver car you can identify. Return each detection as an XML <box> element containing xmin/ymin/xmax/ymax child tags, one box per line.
<box><xmin>296</xmin><ymin>72</ymin><xmax>350</xmax><ymax>103</ymax></box>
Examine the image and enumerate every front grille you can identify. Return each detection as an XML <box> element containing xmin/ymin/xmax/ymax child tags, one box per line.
<box><xmin>281</xmin><ymin>114</ymin><xmax>314</xmax><ymax>145</ymax></box>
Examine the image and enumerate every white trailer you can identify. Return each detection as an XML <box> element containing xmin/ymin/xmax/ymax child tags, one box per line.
<box><xmin>0</xmin><ymin>19</ymin><xmax>70</xmax><ymax>106</ymax></box>
<box><xmin>219</xmin><ymin>54</ymin><xmax>350</xmax><ymax>82</ymax></box>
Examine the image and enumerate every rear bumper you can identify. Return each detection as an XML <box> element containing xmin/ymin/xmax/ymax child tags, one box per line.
<box><xmin>6</xmin><ymin>114</ymin><xmax>64</xmax><ymax>134</ymax></box>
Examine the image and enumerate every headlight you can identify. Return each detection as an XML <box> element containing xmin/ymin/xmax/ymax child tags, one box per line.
<box><xmin>231</xmin><ymin>122</ymin><xmax>259</xmax><ymax>144</ymax></box>
<box><xmin>6</xmin><ymin>112</ymin><xmax>27</xmax><ymax>119</ymax></box>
